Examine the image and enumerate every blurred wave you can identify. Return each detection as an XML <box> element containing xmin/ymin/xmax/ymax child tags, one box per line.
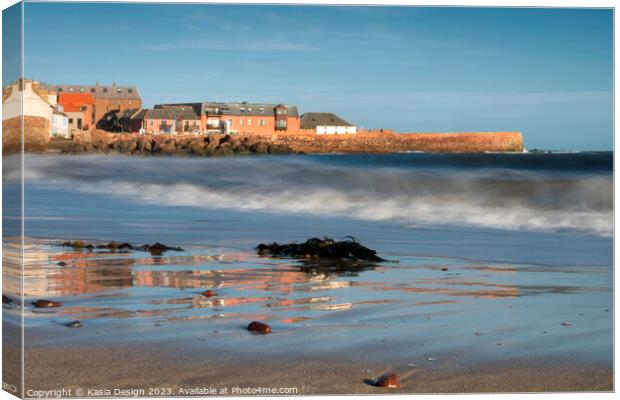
<box><xmin>16</xmin><ymin>153</ymin><xmax>613</xmax><ymax>237</ymax></box>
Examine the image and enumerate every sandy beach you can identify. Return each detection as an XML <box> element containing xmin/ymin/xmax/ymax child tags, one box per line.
<box><xmin>2</xmin><ymin>153</ymin><xmax>613</xmax><ymax>395</ymax></box>
<box><xmin>3</xmin><ymin>322</ymin><xmax>611</xmax><ymax>395</ymax></box>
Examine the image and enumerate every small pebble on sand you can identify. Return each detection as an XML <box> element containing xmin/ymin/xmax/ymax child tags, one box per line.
<box><xmin>374</xmin><ymin>373</ymin><xmax>400</xmax><ymax>388</ymax></box>
<box><xmin>247</xmin><ymin>321</ymin><xmax>272</xmax><ymax>334</ymax></box>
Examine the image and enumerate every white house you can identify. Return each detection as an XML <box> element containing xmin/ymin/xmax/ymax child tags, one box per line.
<box><xmin>300</xmin><ymin>112</ymin><xmax>357</xmax><ymax>135</ymax></box>
<box><xmin>2</xmin><ymin>79</ymin><xmax>66</xmax><ymax>137</ymax></box>
<box><xmin>51</xmin><ymin>106</ymin><xmax>69</xmax><ymax>138</ymax></box>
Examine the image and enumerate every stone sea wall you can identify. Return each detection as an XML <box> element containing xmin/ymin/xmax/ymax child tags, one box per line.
<box><xmin>4</xmin><ymin>129</ymin><xmax>523</xmax><ymax>156</ymax></box>
<box><xmin>266</xmin><ymin>131</ymin><xmax>524</xmax><ymax>153</ymax></box>
<box><xmin>2</xmin><ymin>116</ymin><xmax>50</xmax><ymax>153</ymax></box>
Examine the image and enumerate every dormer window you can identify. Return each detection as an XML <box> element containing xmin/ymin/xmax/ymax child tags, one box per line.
<box><xmin>259</xmin><ymin>107</ymin><xmax>264</xmax><ymax>113</ymax></box>
<box><xmin>117</xmin><ymin>88</ymin><xmax>122</xmax><ymax>93</ymax></box>
<box><xmin>69</xmin><ymin>87</ymin><xmax>74</xmax><ymax>92</ymax></box>
<box><xmin>128</xmin><ymin>89</ymin><xmax>133</xmax><ymax>94</ymax></box>
<box><xmin>103</xmin><ymin>88</ymin><xmax>108</xmax><ymax>93</ymax></box>
<box><xmin>240</xmin><ymin>107</ymin><xmax>245</xmax><ymax>112</ymax></box>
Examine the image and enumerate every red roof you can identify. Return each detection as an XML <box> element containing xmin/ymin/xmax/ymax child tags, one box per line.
<box><xmin>58</xmin><ymin>93</ymin><xmax>94</xmax><ymax>112</ymax></box>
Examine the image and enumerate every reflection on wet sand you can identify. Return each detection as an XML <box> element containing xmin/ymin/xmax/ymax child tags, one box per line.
<box><xmin>3</xmin><ymin>239</ymin><xmax>599</xmax><ymax>327</ymax></box>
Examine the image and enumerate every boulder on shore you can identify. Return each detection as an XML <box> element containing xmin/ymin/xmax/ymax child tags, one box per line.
<box><xmin>256</xmin><ymin>237</ymin><xmax>385</xmax><ymax>262</ymax></box>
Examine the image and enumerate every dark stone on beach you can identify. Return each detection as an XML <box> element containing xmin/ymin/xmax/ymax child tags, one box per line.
<box><xmin>441</xmin><ymin>267</ymin><xmax>448</xmax><ymax>271</ymax></box>
<box><xmin>69</xmin><ymin>240</ymin><xmax>84</xmax><ymax>249</ymax></box>
<box><xmin>3</xmin><ymin>295</ymin><xmax>12</xmax><ymax>304</ymax></box>
<box><xmin>203</xmin><ymin>290</ymin><xmax>217</xmax><ymax>297</ymax></box>
<box><xmin>247</xmin><ymin>321</ymin><xmax>272</xmax><ymax>334</ymax></box>
<box><xmin>96</xmin><ymin>241</ymin><xmax>133</xmax><ymax>251</ymax></box>
<box><xmin>256</xmin><ymin>237</ymin><xmax>385</xmax><ymax>262</ymax></box>
<box><xmin>57</xmin><ymin>261</ymin><xmax>67</xmax><ymax>266</ymax></box>
<box><xmin>373</xmin><ymin>373</ymin><xmax>400</xmax><ymax>388</ymax></box>
<box><xmin>33</xmin><ymin>299</ymin><xmax>63</xmax><ymax>308</ymax></box>
<box><xmin>561</xmin><ymin>321</ymin><xmax>572</xmax><ymax>326</ymax></box>
<box><xmin>66</xmin><ymin>320</ymin><xmax>82</xmax><ymax>328</ymax></box>
<box><xmin>137</xmin><ymin>242</ymin><xmax>184</xmax><ymax>255</ymax></box>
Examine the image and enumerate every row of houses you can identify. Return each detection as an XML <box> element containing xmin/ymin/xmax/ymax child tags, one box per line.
<box><xmin>2</xmin><ymin>78</ymin><xmax>359</xmax><ymax>138</ymax></box>
<box><xmin>113</xmin><ymin>103</ymin><xmax>357</xmax><ymax>136</ymax></box>
<box><xmin>2</xmin><ymin>79</ymin><xmax>141</xmax><ymax>139</ymax></box>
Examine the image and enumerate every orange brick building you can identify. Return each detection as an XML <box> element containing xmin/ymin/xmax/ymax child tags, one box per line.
<box><xmin>155</xmin><ymin>101</ymin><xmax>300</xmax><ymax>135</ymax></box>
<box><xmin>43</xmin><ymin>82</ymin><xmax>141</xmax><ymax>126</ymax></box>
<box><xmin>57</xmin><ymin>93</ymin><xmax>95</xmax><ymax>132</ymax></box>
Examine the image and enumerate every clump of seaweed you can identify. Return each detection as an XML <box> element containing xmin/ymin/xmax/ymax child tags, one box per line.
<box><xmin>256</xmin><ymin>236</ymin><xmax>385</xmax><ymax>262</ymax></box>
<box><xmin>60</xmin><ymin>240</ymin><xmax>183</xmax><ymax>255</ymax></box>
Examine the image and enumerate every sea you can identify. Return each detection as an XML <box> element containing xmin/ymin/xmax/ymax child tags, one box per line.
<box><xmin>2</xmin><ymin>152</ymin><xmax>613</xmax><ymax>369</ymax></box>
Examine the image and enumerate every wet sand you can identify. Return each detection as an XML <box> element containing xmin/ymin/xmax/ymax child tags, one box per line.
<box><xmin>13</xmin><ymin>337</ymin><xmax>612</xmax><ymax>395</ymax></box>
<box><xmin>2</xmin><ymin>234</ymin><xmax>613</xmax><ymax>396</ymax></box>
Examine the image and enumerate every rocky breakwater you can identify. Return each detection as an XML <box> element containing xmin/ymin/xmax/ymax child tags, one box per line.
<box><xmin>267</xmin><ymin>131</ymin><xmax>524</xmax><ymax>153</ymax></box>
<box><xmin>59</xmin><ymin>132</ymin><xmax>295</xmax><ymax>157</ymax></box>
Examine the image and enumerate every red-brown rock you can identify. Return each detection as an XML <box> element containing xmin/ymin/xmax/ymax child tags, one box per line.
<box><xmin>203</xmin><ymin>290</ymin><xmax>216</xmax><ymax>297</ymax></box>
<box><xmin>374</xmin><ymin>373</ymin><xmax>400</xmax><ymax>388</ymax></box>
<box><xmin>247</xmin><ymin>321</ymin><xmax>272</xmax><ymax>334</ymax></box>
<box><xmin>33</xmin><ymin>299</ymin><xmax>63</xmax><ymax>308</ymax></box>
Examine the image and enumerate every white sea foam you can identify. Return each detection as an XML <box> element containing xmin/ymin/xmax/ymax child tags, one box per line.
<box><xmin>18</xmin><ymin>155</ymin><xmax>613</xmax><ymax>237</ymax></box>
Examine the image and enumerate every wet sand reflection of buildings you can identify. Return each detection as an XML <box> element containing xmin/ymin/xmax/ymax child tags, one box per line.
<box><xmin>14</xmin><ymin>245</ymin><xmax>347</xmax><ymax>302</ymax></box>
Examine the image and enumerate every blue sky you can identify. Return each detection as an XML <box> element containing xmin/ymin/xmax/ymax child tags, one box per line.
<box><xmin>14</xmin><ymin>3</ymin><xmax>615</xmax><ymax>150</ymax></box>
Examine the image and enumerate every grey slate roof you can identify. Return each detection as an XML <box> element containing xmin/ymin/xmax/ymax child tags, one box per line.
<box><xmin>145</xmin><ymin>106</ymin><xmax>200</xmax><ymax>120</ymax></box>
<box><xmin>130</xmin><ymin>108</ymin><xmax>149</xmax><ymax>120</ymax></box>
<box><xmin>205</xmin><ymin>102</ymin><xmax>299</xmax><ymax>118</ymax></box>
<box><xmin>300</xmin><ymin>112</ymin><xmax>354</xmax><ymax>129</ymax></box>
<box><xmin>155</xmin><ymin>102</ymin><xmax>299</xmax><ymax>118</ymax></box>
<box><xmin>41</xmin><ymin>83</ymin><xmax>141</xmax><ymax>100</ymax></box>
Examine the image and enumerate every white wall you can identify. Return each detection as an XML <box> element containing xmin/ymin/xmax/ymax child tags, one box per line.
<box><xmin>2</xmin><ymin>81</ymin><xmax>53</xmax><ymax>122</ymax></box>
<box><xmin>316</xmin><ymin>125</ymin><xmax>357</xmax><ymax>135</ymax></box>
<box><xmin>51</xmin><ymin>113</ymin><xmax>69</xmax><ymax>138</ymax></box>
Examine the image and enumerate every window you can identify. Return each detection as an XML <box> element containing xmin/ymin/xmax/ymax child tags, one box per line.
<box><xmin>68</xmin><ymin>87</ymin><xmax>74</xmax><ymax>92</ymax></box>
<box><xmin>79</xmin><ymin>87</ymin><xmax>85</xmax><ymax>92</ymax></box>
<box><xmin>150</xmin><ymin>120</ymin><xmax>153</xmax><ymax>126</ymax></box>
<box><xmin>68</xmin><ymin>118</ymin><xmax>73</xmax><ymax>124</ymax></box>
<box><xmin>240</xmin><ymin>107</ymin><xmax>245</xmax><ymax>112</ymax></box>
<box><xmin>58</xmin><ymin>88</ymin><xmax>63</xmax><ymax>92</ymax></box>
<box><xmin>227</xmin><ymin>119</ymin><xmax>233</xmax><ymax>127</ymax></box>
<box><xmin>240</xmin><ymin>119</ymin><xmax>244</xmax><ymax>126</ymax></box>
<box><xmin>90</xmin><ymin>88</ymin><xmax>95</xmax><ymax>93</ymax></box>
<box><xmin>259</xmin><ymin>107</ymin><xmax>264</xmax><ymax>113</ymax></box>
<box><xmin>247</xmin><ymin>119</ymin><xmax>252</xmax><ymax>126</ymax></box>
<box><xmin>128</xmin><ymin>89</ymin><xmax>133</xmax><ymax>94</ymax></box>
<box><xmin>259</xmin><ymin>119</ymin><xmax>266</xmax><ymax>126</ymax></box>
<box><xmin>81</xmin><ymin>106</ymin><xmax>87</xmax><ymax>111</ymax></box>
<box><xmin>103</xmin><ymin>88</ymin><xmax>108</xmax><ymax>93</ymax></box>
<box><xmin>117</xmin><ymin>88</ymin><xmax>122</xmax><ymax>93</ymax></box>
